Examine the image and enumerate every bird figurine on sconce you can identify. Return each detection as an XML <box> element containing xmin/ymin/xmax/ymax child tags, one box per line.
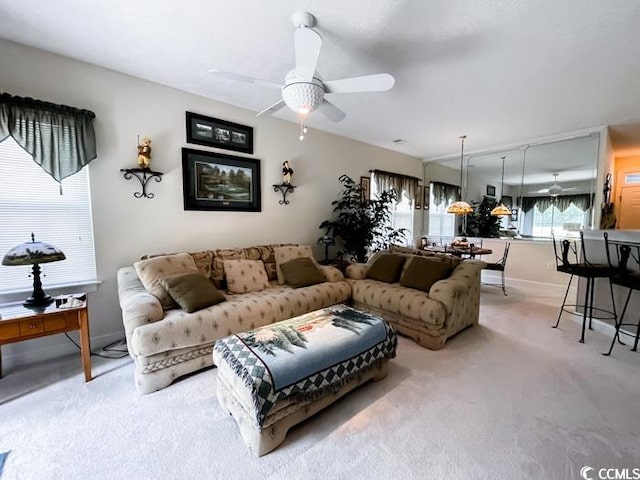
<box><xmin>137</xmin><ymin>135</ymin><xmax>152</xmax><ymax>168</ymax></box>
<box><xmin>282</xmin><ymin>161</ymin><xmax>294</xmax><ymax>185</ymax></box>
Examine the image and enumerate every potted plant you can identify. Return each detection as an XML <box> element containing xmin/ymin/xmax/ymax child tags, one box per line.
<box><xmin>319</xmin><ymin>175</ymin><xmax>407</xmax><ymax>263</ymax></box>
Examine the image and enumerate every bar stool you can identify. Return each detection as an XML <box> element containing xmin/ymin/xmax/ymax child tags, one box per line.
<box><xmin>552</xmin><ymin>231</ymin><xmax>617</xmax><ymax>343</ymax></box>
<box><xmin>603</xmin><ymin>232</ymin><xmax>640</xmax><ymax>356</ymax></box>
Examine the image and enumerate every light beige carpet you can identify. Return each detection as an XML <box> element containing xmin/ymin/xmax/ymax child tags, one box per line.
<box><xmin>1</xmin><ymin>288</ymin><xmax>639</xmax><ymax>480</ymax></box>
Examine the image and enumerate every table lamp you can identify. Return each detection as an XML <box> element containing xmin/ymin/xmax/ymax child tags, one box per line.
<box><xmin>2</xmin><ymin>233</ymin><xmax>66</xmax><ymax>308</ymax></box>
<box><xmin>317</xmin><ymin>234</ymin><xmax>336</xmax><ymax>263</ymax></box>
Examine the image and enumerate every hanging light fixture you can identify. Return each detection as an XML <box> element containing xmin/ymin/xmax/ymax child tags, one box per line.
<box><xmin>447</xmin><ymin>135</ymin><xmax>474</xmax><ymax>215</ymax></box>
<box><xmin>491</xmin><ymin>156</ymin><xmax>513</xmax><ymax>216</ymax></box>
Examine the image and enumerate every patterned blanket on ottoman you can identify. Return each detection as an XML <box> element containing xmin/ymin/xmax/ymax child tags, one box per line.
<box><xmin>213</xmin><ymin>305</ymin><xmax>397</xmax><ymax>455</ymax></box>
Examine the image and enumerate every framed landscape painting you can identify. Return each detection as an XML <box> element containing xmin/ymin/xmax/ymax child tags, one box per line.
<box><xmin>182</xmin><ymin>148</ymin><xmax>261</xmax><ymax>212</ymax></box>
<box><xmin>185</xmin><ymin>112</ymin><xmax>254</xmax><ymax>154</ymax></box>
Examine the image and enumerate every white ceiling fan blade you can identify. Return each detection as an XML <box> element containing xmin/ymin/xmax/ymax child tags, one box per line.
<box><xmin>324</xmin><ymin>73</ymin><xmax>395</xmax><ymax>94</ymax></box>
<box><xmin>294</xmin><ymin>27</ymin><xmax>322</xmax><ymax>81</ymax></box>
<box><xmin>256</xmin><ymin>99</ymin><xmax>286</xmax><ymax>117</ymax></box>
<box><xmin>317</xmin><ymin>100</ymin><xmax>346</xmax><ymax>122</ymax></box>
<box><xmin>208</xmin><ymin>69</ymin><xmax>281</xmax><ymax>89</ymax></box>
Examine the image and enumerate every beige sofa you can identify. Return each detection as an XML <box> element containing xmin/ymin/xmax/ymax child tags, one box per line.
<box><xmin>117</xmin><ymin>243</ymin><xmax>350</xmax><ymax>394</ymax></box>
<box><xmin>345</xmin><ymin>246</ymin><xmax>485</xmax><ymax>350</ymax></box>
<box><xmin>118</xmin><ymin>243</ymin><xmax>484</xmax><ymax>394</ymax></box>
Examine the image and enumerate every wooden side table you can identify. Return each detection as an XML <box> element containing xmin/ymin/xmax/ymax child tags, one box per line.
<box><xmin>0</xmin><ymin>295</ymin><xmax>92</xmax><ymax>382</ymax></box>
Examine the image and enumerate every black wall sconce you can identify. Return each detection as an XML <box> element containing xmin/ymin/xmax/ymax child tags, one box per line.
<box><xmin>273</xmin><ymin>183</ymin><xmax>296</xmax><ymax>205</ymax></box>
<box><xmin>121</xmin><ymin>167</ymin><xmax>164</xmax><ymax>198</ymax></box>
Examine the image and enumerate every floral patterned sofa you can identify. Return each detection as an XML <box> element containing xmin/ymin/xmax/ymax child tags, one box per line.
<box><xmin>117</xmin><ymin>244</ymin><xmax>349</xmax><ymax>394</ymax></box>
<box><xmin>344</xmin><ymin>246</ymin><xmax>485</xmax><ymax>350</ymax></box>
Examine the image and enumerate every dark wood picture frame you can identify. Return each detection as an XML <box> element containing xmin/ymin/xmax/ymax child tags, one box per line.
<box><xmin>510</xmin><ymin>208</ymin><xmax>519</xmax><ymax>222</ymax></box>
<box><xmin>186</xmin><ymin>111</ymin><xmax>254</xmax><ymax>154</ymax></box>
<box><xmin>360</xmin><ymin>176</ymin><xmax>371</xmax><ymax>202</ymax></box>
<box><xmin>182</xmin><ymin>148</ymin><xmax>261</xmax><ymax>212</ymax></box>
<box><xmin>415</xmin><ymin>185</ymin><xmax>422</xmax><ymax>209</ymax></box>
<box><xmin>486</xmin><ymin>185</ymin><xmax>496</xmax><ymax>197</ymax></box>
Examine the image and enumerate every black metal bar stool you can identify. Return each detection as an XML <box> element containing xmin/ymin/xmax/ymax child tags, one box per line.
<box><xmin>552</xmin><ymin>231</ymin><xmax>617</xmax><ymax>343</ymax></box>
<box><xmin>603</xmin><ymin>232</ymin><xmax>640</xmax><ymax>356</ymax></box>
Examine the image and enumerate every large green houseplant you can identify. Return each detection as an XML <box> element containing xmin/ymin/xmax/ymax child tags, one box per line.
<box><xmin>319</xmin><ymin>175</ymin><xmax>407</xmax><ymax>263</ymax></box>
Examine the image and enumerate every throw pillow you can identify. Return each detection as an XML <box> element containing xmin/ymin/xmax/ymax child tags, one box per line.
<box><xmin>159</xmin><ymin>272</ymin><xmax>225</xmax><ymax>313</ymax></box>
<box><xmin>280</xmin><ymin>257</ymin><xmax>326</xmax><ymax>288</ymax></box>
<box><xmin>400</xmin><ymin>256</ymin><xmax>455</xmax><ymax>292</ymax></box>
<box><xmin>134</xmin><ymin>253</ymin><xmax>199</xmax><ymax>310</ymax></box>
<box><xmin>366</xmin><ymin>254</ymin><xmax>407</xmax><ymax>283</ymax></box>
<box><xmin>273</xmin><ymin>245</ymin><xmax>318</xmax><ymax>284</ymax></box>
<box><xmin>211</xmin><ymin>248</ymin><xmax>248</xmax><ymax>289</ymax></box>
<box><xmin>223</xmin><ymin>259</ymin><xmax>270</xmax><ymax>294</ymax></box>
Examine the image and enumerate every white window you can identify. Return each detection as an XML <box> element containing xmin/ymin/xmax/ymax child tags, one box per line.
<box><xmin>531</xmin><ymin>203</ymin><xmax>587</xmax><ymax>238</ymax></box>
<box><xmin>0</xmin><ymin>136</ymin><xmax>97</xmax><ymax>299</ymax></box>
<box><xmin>428</xmin><ymin>187</ymin><xmax>456</xmax><ymax>238</ymax></box>
<box><xmin>370</xmin><ymin>177</ymin><xmax>414</xmax><ymax>244</ymax></box>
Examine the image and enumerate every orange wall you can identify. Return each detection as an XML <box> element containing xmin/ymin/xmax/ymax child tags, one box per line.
<box><xmin>613</xmin><ymin>156</ymin><xmax>640</xmax><ymax>225</ymax></box>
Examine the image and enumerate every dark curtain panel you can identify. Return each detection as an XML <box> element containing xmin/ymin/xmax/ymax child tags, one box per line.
<box><xmin>521</xmin><ymin>194</ymin><xmax>593</xmax><ymax>213</ymax></box>
<box><xmin>431</xmin><ymin>181</ymin><xmax>459</xmax><ymax>207</ymax></box>
<box><xmin>0</xmin><ymin>93</ymin><xmax>97</xmax><ymax>183</ymax></box>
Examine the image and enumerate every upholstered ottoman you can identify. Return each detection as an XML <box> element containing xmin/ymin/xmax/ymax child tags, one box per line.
<box><xmin>212</xmin><ymin>305</ymin><xmax>397</xmax><ymax>456</ymax></box>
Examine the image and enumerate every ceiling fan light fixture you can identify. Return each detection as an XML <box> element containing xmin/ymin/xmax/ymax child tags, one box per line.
<box><xmin>548</xmin><ymin>173</ymin><xmax>562</xmax><ymax>197</ymax></box>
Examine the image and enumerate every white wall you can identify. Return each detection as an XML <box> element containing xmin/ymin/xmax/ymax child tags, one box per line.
<box><xmin>0</xmin><ymin>40</ymin><xmax>421</xmax><ymax>367</ymax></box>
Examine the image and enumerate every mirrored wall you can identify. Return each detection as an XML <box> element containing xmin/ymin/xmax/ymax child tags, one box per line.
<box><xmin>423</xmin><ymin>132</ymin><xmax>599</xmax><ymax>240</ymax></box>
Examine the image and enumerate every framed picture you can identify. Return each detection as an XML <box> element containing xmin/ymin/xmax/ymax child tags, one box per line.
<box><xmin>423</xmin><ymin>185</ymin><xmax>430</xmax><ymax>210</ymax></box>
<box><xmin>414</xmin><ymin>185</ymin><xmax>422</xmax><ymax>209</ymax></box>
<box><xmin>360</xmin><ymin>176</ymin><xmax>371</xmax><ymax>202</ymax></box>
<box><xmin>182</xmin><ymin>148</ymin><xmax>261</xmax><ymax>212</ymax></box>
<box><xmin>510</xmin><ymin>208</ymin><xmax>519</xmax><ymax>222</ymax></box>
<box><xmin>486</xmin><ymin>185</ymin><xmax>496</xmax><ymax>197</ymax></box>
<box><xmin>186</xmin><ymin>112</ymin><xmax>254</xmax><ymax>154</ymax></box>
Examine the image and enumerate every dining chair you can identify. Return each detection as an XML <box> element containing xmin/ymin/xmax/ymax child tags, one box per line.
<box><xmin>552</xmin><ymin>231</ymin><xmax>617</xmax><ymax>344</ymax></box>
<box><xmin>482</xmin><ymin>242</ymin><xmax>510</xmax><ymax>295</ymax></box>
<box><xmin>602</xmin><ymin>232</ymin><xmax>640</xmax><ymax>356</ymax></box>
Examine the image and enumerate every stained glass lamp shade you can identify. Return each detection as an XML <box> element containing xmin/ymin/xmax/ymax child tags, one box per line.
<box><xmin>2</xmin><ymin>234</ymin><xmax>66</xmax><ymax>307</ymax></box>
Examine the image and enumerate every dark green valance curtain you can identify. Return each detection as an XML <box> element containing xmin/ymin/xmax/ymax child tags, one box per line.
<box><xmin>0</xmin><ymin>93</ymin><xmax>97</xmax><ymax>183</ymax></box>
<box><xmin>430</xmin><ymin>181</ymin><xmax>459</xmax><ymax>207</ymax></box>
<box><xmin>522</xmin><ymin>194</ymin><xmax>593</xmax><ymax>213</ymax></box>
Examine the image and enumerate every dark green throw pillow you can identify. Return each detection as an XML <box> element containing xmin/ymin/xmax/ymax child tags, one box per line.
<box><xmin>400</xmin><ymin>256</ymin><xmax>455</xmax><ymax>292</ymax></box>
<box><xmin>159</xmin><ymin>272</ymin><xmax>226</xmax><ymax>313</ymax></box>
<box><xmin>366</xmin><ymin>254</ymin><xmax>407</xmax><ymax>283</ymax></box>
<box><xmin>280</xmin><ymin>257</ymin><xmax>326</xmax><ymax>288</ymax></box>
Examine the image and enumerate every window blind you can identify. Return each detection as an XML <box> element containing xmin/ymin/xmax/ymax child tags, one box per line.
<box><xmin>0</xmin><ymin>137</ymin><xmax>97</xmax><ymax>295</ymax></box>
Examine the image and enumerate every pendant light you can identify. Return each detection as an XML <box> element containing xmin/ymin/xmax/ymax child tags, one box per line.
<box><xmin>491</xmin><ymin>156</ymin><xmax>513</xmax><ymax>216</ymax></box>
<box><xmin>446</xmin><ymin>135</ymin><xmax>474</xmax><ymax>215</ymax></box>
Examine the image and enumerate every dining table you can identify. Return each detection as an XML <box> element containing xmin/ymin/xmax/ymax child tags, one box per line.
<box><xmin>422</xmin><ymin>245</ymin><xmax>493</xmax><ymax>258</ymax></box>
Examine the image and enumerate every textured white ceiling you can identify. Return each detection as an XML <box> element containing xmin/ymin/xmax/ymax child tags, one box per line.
<box><xmin>1</xmin><ymin>0</ymin><xmax>639</xmax><ymax>158</ymax></box>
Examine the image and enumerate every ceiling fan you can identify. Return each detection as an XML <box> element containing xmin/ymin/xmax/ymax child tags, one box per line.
<box><xmin>208</xmin><ymin>11</ymin><xmax>395</xmax><ymax>137</ymax></box>
<box><xmin>529</xmin><ymin>173</ymin><xmax>578</xmax><ymax>196</ymax></box>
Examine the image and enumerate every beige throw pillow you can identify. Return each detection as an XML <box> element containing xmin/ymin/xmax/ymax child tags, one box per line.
<box><xmin>159</xmin><ymin>272</ymin><xmax>225</xmax><ymax>313</ymax></box>
<box><xmin>223</xmin><ymin>259</ymin><xmax>270</xmax><ymax>294</ymax></box>
<box><xmin>134</xmin><ymin>253</ymin><xmax>199</xmax><ymax>310</ymax></box>
<box><xmin>273</xmin><ymin>245</ymin><xmax>317</xmax><ymax>284</ymax></box>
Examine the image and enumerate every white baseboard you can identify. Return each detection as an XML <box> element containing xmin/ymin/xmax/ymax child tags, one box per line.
<box><xmin>481</xmin><ymin>272</ymin><xmax>628</xmax><ymax>339</ymax></box>
<box><xmin>481</xmin><ymin>272</ymin><xmax>575</xmax><ymax>303</ymax></box>
<box><xmin>1</xmin><ymin>331</ymin><xmax>126</xmax><ymax>369</ymax></box>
